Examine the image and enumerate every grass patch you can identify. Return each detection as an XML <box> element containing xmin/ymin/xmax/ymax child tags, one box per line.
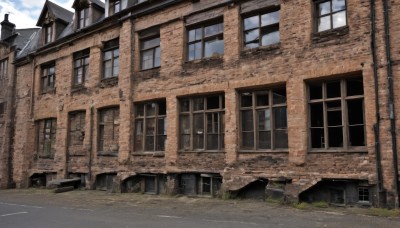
<box><xmin>312</xmin><ymin>201</ymin><xmax>329</xmax><ymax>208</ymax></box>
<box><xmin>366</xmin><ymin>208</ymin><xmax>400</xmax><ymax>217</ymax></box>
<box><xmin>266</xmin><ymin>197</ymin><xmax>283</xmax><ymax>204</ymax></box>
<box><xmin>293</xmin><ymin>202</ymin><xmax>309</xmax><ymax>210</ymax></box>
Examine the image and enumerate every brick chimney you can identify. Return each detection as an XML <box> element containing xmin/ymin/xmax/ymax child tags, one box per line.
<box><xmin>1</xmin><ymin>14</ymin><xmax>16</xmax><ymax>40</ymax></box>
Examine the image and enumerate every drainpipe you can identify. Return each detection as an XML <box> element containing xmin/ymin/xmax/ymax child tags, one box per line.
<box><xmin>383</xmin><ymin>0</ymin><xmax>399</xmax><ymax>208</ymax></box>
<box><xmin>370</xmin><ymin>0</ymin><xmax>384</xmax><ymax>205</ymax></box>
<box><xmin>88</xmin><ymin>105</ymin><xmax>94</xmax><ymax>186</ymax></box>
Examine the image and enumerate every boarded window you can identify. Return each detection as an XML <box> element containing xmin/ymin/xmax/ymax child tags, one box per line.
<box><xmin>37</xmin><ymin>118</ymin><xmax>57</xmax><ymax>158</ymax></box>
<box><xmin>102</xmin><ymin>38</ymin><xmax>119</xmax><ymax>79</ymax></box>
<box><xmin>240</xmin><ymin>88</ymin><xmax>288</xmax><ymax>150</ymax></box>
<box><xmin>179</xmin><ymin>95</ymin><xmax>225</xmax><ymax>151</ymax></box>
<box><xmin>68</xmin><ymin>111</ymin><xmax>86</xmax><ymax>156</ymax></box>
<box><xmin>134</xmin><ymin>100</ymin><xmax>166</xmax><ymax>152</ymax></box>
<box><xmin>98</xmin><ymin>107</ymin><xmax>119</xmax><ymax>154</ymax></box>
<box><xmin>187</xmin><ymin>22</ymin><xmax>224</xmax><ymax>61</ymax></box>
<box><xmin>309</xmin><ymin>77</ymin><xmax>365</xmax><ymax>149</ymax></box>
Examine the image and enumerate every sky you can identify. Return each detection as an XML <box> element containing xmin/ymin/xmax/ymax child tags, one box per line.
<box><xmin>0</xmin><ymin>0</ymin><xmax>76</xmax><ymax>29</ymax></box>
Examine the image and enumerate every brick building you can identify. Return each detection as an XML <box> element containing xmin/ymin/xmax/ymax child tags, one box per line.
<box><xmin>0</xmin><ymin>0</ymin><xmax>399</xmax><ymax>208</ymax></box>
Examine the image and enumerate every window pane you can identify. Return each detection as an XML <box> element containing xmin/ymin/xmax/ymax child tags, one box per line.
<box><xmin>195</xmin><ymin>28</ymin><xmax>202</xmax><ymax>40</ymax></box>
<box><xmin>257</xmin><ymin>109</ymin><xmax>271</xmax><ymax>131</ymax></box>
<box><xmin>142</xmin><ymin>49</ymin><xmax>154</xmax><ymax>70</ymax></box>
<box><xmin>75</xmin><ymin>59</ymin><xmax>82</xmax><ymax>68</ymax></box>
<box><xmin>142</xmin><ymin>37</ymin><xmax>160</xmax><ymax>49</ymax></box>
<box><xmin>207</xmin><ymin>134</ymin><xmax>219</xmax><ymax>150</ymax></box>
<box><xmin>275</xmin><ymin>130</ymin><xmax>288</xmax><ymax>148</ymax></box>
<box><xmin>261</xmin><ymin>30</ymin><xmax>280</xmax><ymax>46</ymax></box>
<box><xmin>157</xmin><ymin>135</ymin><xmax>166</xmax><ymax>151</ymax></box>
<box><xmin>346</xmin><ymin>78</ymin><xmax>364</xmax><ymax>96</ymax></box>
<box><xmin>104</xmin><ymin>51</ymin><xmax>112</xmax><ymax>60</ymax></box>
<box><xmin>193</xmin><ymin>97</ymin><xmax>204</xmax><ymax>111</ymax></box>
<box><xmin>189</xmin><ymin>42</ymin><xmax>202</xmax><ymax>61</ymax></box>
<box><xmin>154</xmin><ymin>47</ymin><xmax>161</xmax><ymax>67</ymax></box>
<box><xmin>242</xmin><ymin>132</ymin><xmax>254</xmax><ymax>148</ymax></box>
<box><xmin>257</xmin><ymin>131</ymin><xmax>271</xmax><ymax>149</ymax></box>
<box><xmin>310</xmin><ymin>84</ymin><xmax>323</xmax><ymax>100</ymax></box>
<box><xmin>113</xmin><ymin>57</ymin><xmax>119</xmax><ymax>77</ymax></box>
<box><xmin>188</xmin><ymin>29</ymin><xmax>196</xmax><ymax>42</ymax></box>
<box><xmin>328</xmin><ymin>126</ymin><xmax>343</xmax><ymax>147</ymax></box>
<box><xmin>261</xmin><ymin>11</ymin><xmax>279</xmax><ymax>26</ymax></box>
<box><xmin>207</xmin><ymin>113</ymin><xmax>218</xmax><ymax>133</ymax></box>
<box><xmin>333</xmin><ymin>11</ymin><xmax>346</xmax><ymax>28</ymax></box>
<box><xmin>180</xmin><ymin>99</ymin><xmax>190</xmax><ymax>112</ymax></box>
<box><xmin>104</xmin><ymin>61</ymin><xmax>112</xmax><ymax>78</ymax></box>
<box><xmin>349</xmin><ymin>126</ymin><xmax>365</xmax><ymax>146</ymax></box>
<box><xmin>256</xmin><ymin>91</ymin><xmax>269</xmax><ymax>106</ymax></box>
<box><xmin>136</xmin><ymin>104</ymin><xmax>144</xmax><ymax>117</ymax></box>
<box><xmin>310</xmin><ymin>103</ymin><xmax>324</xmax><ymax>127</ymax></box>
<box><xmin>241</xmin><ymin>93</ymin><xmax>253</xmax><ymax>107</ymax></box>
<box><xmin>327</xmin><ymin>109</ymin><xmax>342</xmax><ymax>126</ymax></box>
<box><xmin>193</xmin><ymin>114</ymin><xmax>204</xmax><ymax>149</ymax></box>
<box><xmin>318</xmin><ymin>16</ymin><xmax>331</xmax><ymax>32</ymax></box>
<box><xmin>242</xmin><ymin>110</ymin><xmax>254</xmax><ymax>131</ymax></box>
<box><xmin>273</xmin><ymin>88</ymin><xmax>286</xmax><ymax>104</ymax></box>
<box><xmin>244</xmin><ymin>15</ymin><xmax>259</xmax><ymax>30</ymax></box>
<box><xmin>134</xmin><ymin>120</ymin><xmax>143</xmax><ymax>151</ymax></box>
<box><xmin>311</xmin><ymin>128</ymin><xmax>325</xmax><ymax>148</ymax></box>
<box><xmin>180</xmin><ymin>115</ymin><xmax>190</xmax><ymax>150</ymax></box>
<box><xmin>326</xmin><ymin>81</ymin><xmax>341</xmax><ymax>98</ymax></box>
<box><xmin>319</xmin><ymin>1</ymin><xmax>331</xmax><ymax>15</ymax></box>
<box><xmin>207</xmin><ymin>96</ymin><xmax>220</xmax><ymax>110</ymax></box>
<box><xmin>274</xmin><ymin>107</ymin><xmax>287</xmax><ymax>129</ymax></box>
<box><xmin>332</xmin><ymin>0</ymin><xmax>346</xmax><ymax>12</ymax></box>
<box><xmin>347</xmin><ymin>99</ymin><xmax>364</xmax><ymax>125</ymax></box>
<box><xmin>157</xmin><ymin>118</ymin><xmax>166</xmax><ymax>135</ymax></box>
<box><xmin>204</xmin><ymin>23</ymin><xmax>223</xmax><ymax>37</ymax></box>
<box><xmin>204</xmin><ymin>38</ymin><xmax>224</xmax><ymax>58</ymax></box>
<box><xmin>244</xmin><ymin>29</ymin><xmax>259</xmax><ymax>47</ymax></box>
<box><xmin>158</xmin><ymin>101</ymin><xmax>166</xmax><ymax>115</ymax></box>
<box><xmin>146</xmin><ymin>102</ymin><xmax>156</xmax><ymax>116</ymax></box>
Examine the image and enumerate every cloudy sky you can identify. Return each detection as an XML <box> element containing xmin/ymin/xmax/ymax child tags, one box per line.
<box><xmin>0</xmin><ymin>0</ymin><xmax>77</xmax><ymax>29</ymax></box>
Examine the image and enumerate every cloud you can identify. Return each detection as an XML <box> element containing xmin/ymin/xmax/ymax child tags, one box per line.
<box><xmin>0</xmin><ymin>0</ymin><xmax>77</xmax><ymax>29</ymax></box>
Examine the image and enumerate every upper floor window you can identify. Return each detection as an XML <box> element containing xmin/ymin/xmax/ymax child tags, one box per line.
<box><xmin>109</xmin><ymin>0</ymin><xmax>121</xmax><ymax>15</ymax></box>
<box><xmin>41</xmin><ymin>63</ymin><xmax>55</xmax><ymax>93</ymax></box>
<box><xmin>140</xmin><ymin>36</ymin><xmax>160</xmax><ymax>70</ymax></box>
<box><xmin>240</xmin><ymin>88</ymin><xmax>288</xmax><ymax>150</ymax></box>
<box><xmin>315</xmin><ymin>0</ymin><xmax>347</xmax><ymax>32</ymax></box>
<box><xmin>308</xmin><ymin>77</ymin><xmax>365</xmax><ymax>149</ymax></box>
<box><xmin>134</xmin><ymin>100</ymin><xmax>166</xmax><ymax>152</ymax></box>
<box><xmin>78</xmin><ymin>8</ymin><xmax>89</xmax><ymax>29</ymax></box>
<box><xmin>102</xmin><ymin>38</ymin><xmax>119</xmax><ymax>79</ymax></box>
<box><xmin>179</xmin><ymin>95</ymin><xmax>225</xmax><ymax>151</ymax></box>
<box><xmin>243</xmin><ymin>9</ymin><xmax>280</xmax><ymax>49</ymax></box>
<box><xmin>37</xmin><ymin>118</ymin><xmax>57</xmax><ymax>159</ymax></box>
<box><xmin>0</xmin><ymin>58</ymin><xmax>7</xmax><ymax>84</ymax></box>
<box><xmin>73</xmin><ymin>49</ymin><xmax>90</xmax><ymax>86</ymax></box>
<box><xmin>187</xmin><ymin>22</ymin><xmax>224</xmax><ymax>61</ymax></box>
<box><xmin>44</xmin><ymin>24</ymin><xmax>53</xmax><ymax>44</ymax></box>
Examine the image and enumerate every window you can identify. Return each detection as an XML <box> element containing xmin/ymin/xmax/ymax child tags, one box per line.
<box><xmin>134</xmin><ymin>100</ymin><xmax>166</xmax><ymax>152</ymax></box>
<box><xmin>37</xmin><ymin>118</ymin><xmax>57</xmax><ymax>158</ymax></box>
<box><xmin>44</xmin><ymin>24</ymin><xmax>53</xmax><ymax>44</ymax></box>
<box><xmin>243</xmin><ymin>9</ymin><xmax>280</xmax><ymax>48</ymax></box>
<box><xmin>140</xmin><ymin>36</ymin><xmax>160</xmax><ymax>70</ymax></box>
<box><xmin>109</xmin><ymin>0</ymin><xmax>121</xmax><ymax>15</ymax></box>
<box><xmin>68</xmin><ymin>111</ymin><xmax>86</xmax><ymax>155</ymax></box>
<box><xmin>41</xmin><ymin>63</ymin><xmax>55</xmax><ymax>93</ymax></box>
<box><xmin>73</xmin><ymin>49</ymin><xmax>90</xmax><ymax>86</ymax></box>
<box><xmin>315</xmin><ymin>0</ymin><xmax>347</xmax><ymax>32</ymax></box>
<box><xmin>240</xmin><ymin>88</ymin><xmax>288</xmax><ymax>150</ymax></box>
<box><xmin>201</xmin><ymin>174</ymin><xmax>222</xmax><ymax>196</ymax></box>
<box><xmin>179</xmin><ymin>95</ymin><xmax>225</xmax><ymax>151</ymax></box>
<box><xmin>308</xmin><ymin>77</ymin><xmax>365</xmax><ymax>149</ymax></box>
<box><xmin>358</xmin><ymin>187</ymin><xmax>370</xmax><ymax>202</ymax></box>
<box><xmin>0</xmin><ymin>58</ymin><xmax>7</xmax><ymax>85</ymax></box>
<box><xmin>102</xmin><ymin>38</ymin><xmax>119</xmax><ymax>79</ymax></box>
<box><xmin>187</xmin><ymin>22</ymin><xmax>224</xmax><ymax>61</ymax></box>
<box><xmin>98</xmin><ymin>107</ymin><xmax>119</xmax><ymax>154</ymax></box>
<box><xmin>78</xmin><ymin>8</ymin><xmax>89</xmax><ymax>29</ymax></box>
<box><xmin>0</xmin><ymin>102</ymin><xmax>5</xmax><ymax>116</ymax></box>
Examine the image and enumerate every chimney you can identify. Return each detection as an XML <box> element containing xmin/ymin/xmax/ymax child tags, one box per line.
<box><xmin>1</xmin><ymin>14</ymin><xmax>16</xmax><ymax>40</ymax></box>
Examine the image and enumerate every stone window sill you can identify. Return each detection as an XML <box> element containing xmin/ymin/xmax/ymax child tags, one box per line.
<box><xmin>312</xmin><ymin>26</ymin><xmax>349</xmax><ymax>43</ymax></box>
<box><xmin>98</xmin><ymin>77</ymin><xmax>118</xmax><ymax>88</ymax></box>
<box><xmin>183</xmin><ymin>56</ymin><xmax>224</xmax><ymax>70</ymax></box>
<box><xmin>132</xmin><ymin>152</ymin><xmax>165</xmax><ymax>157</ymax></box>
<box><xmin>240</xmin><ymin>43</ymin><xmax>281</xmax><ymax>58</ymax></box>
<box><xmin>308</xmin><ymin>147</ymin><xmax>368</xmax><ymax>153</ymax></box>
<box><xmin>239</xmin><ymin>149</ymin><xmax>288</xmax><ymax>153</ymax></box>
<box><xmin>71</xmin><ymin>85</ymin><xmax>87</xmax><ymax>93</ymax></box>
<box><xmin>97</xmin><ymin>151</ymin><xmax>118</xmax><ymax>157</ymax></box>
<box><xmin>178</xmin><ymin>150</ymin><xmax>225</xmax><ymax>153</ymax></box>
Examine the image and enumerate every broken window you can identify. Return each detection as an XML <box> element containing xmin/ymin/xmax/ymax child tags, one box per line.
<box><xmin>73</xmin><ymin>49</ymin><xmax>90</xmax><ymax>86</ymax></box>
<box><xmin>37</xmin><ymin>118</ymin><xmax>57</xmax><ymax>158</ymax></box>
<box><xmin>98</xmin><ymin>107</ymin><xmax>119</xmax><ymax>154</ymax></box>
<box><xmin>144</xmin><ymin>175</ymin><xmax>156</xmax><ymax>194</ymax></box>
<box><xmin>109</xmin><ymin>0</ymin><xmax>121</xmax><ymax>15</ymax></box>
<box><xmin>78</xmin><ymin>8</ymin><xmax>89</xmax><ymax>29</ymax></box>
<box><xmin>358</xmin><ymin>187</ymin><xmax>370</xmax><ymax>202</ymax></box>
<box><xmin>243</xmin><ymin>9</ymin><xmax>280</xmax><ymax>49</ymax></box>
<box><xmin>140</xmin><ymin>36</ymin><xmax>160</xmax><ymax>70</ymax></box>
<box><xmin>240</xmin><ymin>88</ymin><xmax>288</xmax><ymax>150</ymax></box>
<box><xmin>44</xmin><ymin>23</ymin><xmax>53</xmax><ymax>44</ymax></box>
<box><xmin>96</xmin><ymin>173</ymin><xmax>116</xmax><ymax>191</ymax></box>
<box><xmin>41</xmin><ymin>63</ymin><xmax>55</xmax><ymax>93</ymax></box>
<box><xmin>68</xmin><ymin>111</ymin><xmax>86</xmax><ymax>156</ymax></box>
<box><xmin>200</xmin><ymin>174</ymin><xmax>222</xmax><ymax>196</ymax></box>
<box><xmin>309</xmin><ymin>77</ymin><xmax>365</xmax><ymax>149</ymax></box>
<box><xmin>134</xmin><ymin>100</ymin><xmax>166</xmax><ymax>152</ymax></box>
<box><xmin>102</xmin><ymin>38</ymin><xmax>119</xmax><ymax>79</ymax></box>
<box><xmin>315</xmin><ymin>0</ymin><xmax>347</xmax><ymax>32</ymax></box>
<box><xmin>179</xmin><ymin>95</ymin><xmax>225</xmax><ymax>151</ymax></box>
<box><xmin>187</xmin><ymin>21</ymin><xmax>224</xmax><ymax>61</ymax></box>
<box><xmin>0</xmin><ymin>58</ymin><xmax>7</xmax><ymax>85</ymax></box>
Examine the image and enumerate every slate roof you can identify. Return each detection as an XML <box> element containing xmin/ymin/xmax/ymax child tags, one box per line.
<box><xmin>17</xmin><ymin>29</ymin><xmax>40</xmax><ymax>58</ymax></box>
<box><xmin>13</xmin><ymin>28</ymin><xmax>40</xmax><ymax>50</ymax></box>
<box><xmin>37</xmin><ymin>0</ymin><xmax>74</xmax><ymax>26</ymax></box>
<box><xmin>91</xmin><ymin>0</ymin><xmax>105</xmax><ymax>8</ymax></box>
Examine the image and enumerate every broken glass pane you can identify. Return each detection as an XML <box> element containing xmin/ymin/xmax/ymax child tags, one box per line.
<box><xmin>327</xmin><ymin>81</ymin><xmax>341</xmax><ymax>98</ymax></box>
<box><xmin>311</xmin><ymin>128</ymin><xmax>324</xmax><ymax>148</ymax></box>
<box><xmin>207</xmin><ymin>96</ymin><xmax>220</xmax><ymax>109</ymax></box>
<box><xmin>346</xmin><ymin>78</ymin><xmax>364</xmax><ymax>96</ymax></box>
<box><xmin>309</xmin><ymin>83</ymin><xmax>323</xmax><ymax>100</ymax></box>
<box><xmin>273</xmin><ymin>88</ymin><xmax>286</xmax><ymax>104</ymax></box>
<box><xmin>245</xmin><ymin>29</ymin><xmax>259</xmax><ymax>47</ymax></box>
<box><xmin>258</xmin><ymin>131</ymin><xmax>271</xmax><ymax>149</ymax></box>
<box><xmin>349</xmin><ymin>125</ymin><xmax>365</xmax><ymax>146</ymax></box>
<box><xmin>310</xmin><ymin>103</ymin><xmax>324</xmax><ymax>127</ymax></box>
<box><xmin>328</xmin><ymin>126</ymin><xmax>343</xmax><ymax>147</ymax></box>
<box><xmin>158</xmin><ymin>101</ymin><xmax>166</xmax><ymax>115</ymax></box>
<box><xmin>180</xmin><ymin>100</ymin><xmax>190</xmax><ymax>112</ymax></box>
<box><xmin>244</xmin><ymin>15</ymin><xmax>259</xmax><ymax>30</ymax></box>
<box><xmin>347</xmin><ymin>99</ymin><xmax>364</xmax><ymax>125</ymax></box>
<box><xmin>256</xmin><ymin>91</ymin><xmax>269</xmax><ymax>107</ymax></box>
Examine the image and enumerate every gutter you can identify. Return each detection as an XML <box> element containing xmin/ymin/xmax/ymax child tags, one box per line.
<box><xmin>383</xmin><ymin>0</ymin><xmax>399</xmax><ymax>208</ymax></box>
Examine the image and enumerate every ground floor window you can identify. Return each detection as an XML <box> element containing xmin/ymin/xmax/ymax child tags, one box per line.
<box><xmin>98</xmin><ymin>107</ymin><xmax>119</xmax><ymax>154</ymax></box>
<box><xmin>37</xmin><ymin>118</ymin><xmax>57</xmax><ymax>158</ymax></box>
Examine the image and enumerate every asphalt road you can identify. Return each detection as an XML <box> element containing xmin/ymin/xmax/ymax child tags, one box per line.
<box><xmin>0</xmin><ymin>189</ymin><xmax>399</xmax><ymax>228</ymax></box>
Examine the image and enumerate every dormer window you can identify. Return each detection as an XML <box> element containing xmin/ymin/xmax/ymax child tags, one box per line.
<box><xmin>109</xmin><ymin>0</ymin><xmax>121</xmax><ymax>15</ymax></box>
<box><xmin>78</xmin><ymin>8</ymin><xmax>89</xmax><ymax>29</ymax></box>
<box><xmin>44</xmin><ymin>24</ymin><xmax>53</xmax><ymax>44</ymax></box>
